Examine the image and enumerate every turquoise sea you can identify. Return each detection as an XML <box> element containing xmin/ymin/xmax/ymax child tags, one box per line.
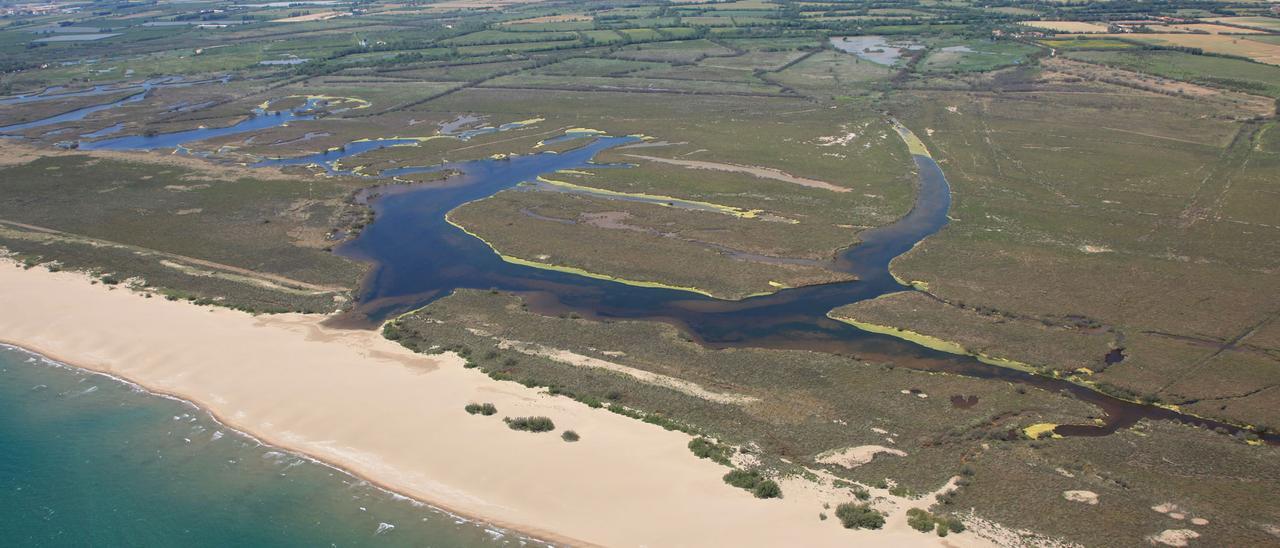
<box><xmin>0</xmin><ymin>345</ymin><xmax>532</xmax><ymax>547</ymax></box>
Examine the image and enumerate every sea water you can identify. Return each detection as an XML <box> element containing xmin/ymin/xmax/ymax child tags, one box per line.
<box><xmin>0</xmin><ymin>345</ymin><xmax>531</xmax><ymax>547</ymax></box>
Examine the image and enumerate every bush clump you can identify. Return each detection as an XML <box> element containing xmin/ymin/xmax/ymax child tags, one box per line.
<box><xmin>464</xmin><ymin>402</ymin><xmax>497</xmax><ymax>416</ymax></box>
<box><xmin>907</xmin><ymin>508</ymin><xmax>934</xmax><ymax>532</ymax></box>
<box><xmin>835</xmin><ymin>502</ymin><xmax>884</xmax><ymax>530</ymax></box>
<box><xmin>722</xmin><ymin>469</ymin><xmax>782</xmax><ymax>499</ymax></box>
<box><xmin>382</xmin><ymin>322</ymin><xmax>404</xmax><ymax>340</ymax></box>
<box><xmin>504</xmin><ymin>416</ymin><xmax>555</xmax><ymax>432</ymax></box>
<box><xmin>941</xmin><ymin>517</ymin><xmax>964</xmax><ymax>535</ymax></box>
<box><xmin>723</xmin><ymin>469</ymin><xmax>762</xmax><ymax>489</ymax></box>
<box><xmin>688</xmin><ymin>437</ymin><xmax>733</xmax><ymax>465</ymax></box>
<box><xmin>753</xmin><ymin>479</ymin><xmax>782</xmax><ymax>499</ymax></box>
<box><xmin>561</xmin><ymin>430</ymin><xmax>580</xmax><ymax>442</ymax></box>
<box><xmin>905</xmin><ymin>508</ymin><xmax>964</xmax><ymax>536</ymax></box>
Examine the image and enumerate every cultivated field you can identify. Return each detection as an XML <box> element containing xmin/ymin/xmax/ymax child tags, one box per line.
<box><xmin>1206</xmin><ymin>16</ymin><xmax>1280</xmax><ymax>32</ymax></box>
<box><xmin>1097</xmin><ymin>33</ymin><xmax>1280</xmax><ymax>66</ymax></box>
<box><xmin>1022</xmin><ymin>21</ymin><xmax>1110</xmax><ymax>33</ymax></box>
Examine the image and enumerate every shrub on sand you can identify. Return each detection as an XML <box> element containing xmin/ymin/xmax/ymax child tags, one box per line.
<box><xmin>752</xmin><ymin>479</ymin><xmax>782</xmax><ymax>499</ymax></box>
<box><xmin>724</xmin><ymin>469</ymin><xmax>763</xmax><ymax>489</ymax></box>
<box><xmin>835</xmin><ymin>502</ymin><xmax>884</xmax><ymax>530</ymax></box>
<box><xmin>688</xmin><ymin>437</ymin><xmax>733</xmax><ymax>465</ymax></box>
<box><xmin>722</xmin><ymin>469</ymin><xmax>783</xmax><ymax>499</ymax></box>
<box><xmin>907</xmin><ymin>508</ymin><xmax>934</xmax><ymax>532</ymax></box>
<box><xmin>504</xmin><ymin>416</ymin><xmax>555</xmax><ymax>432</ymax></box>
<box><xmin>464</xmin><ymin>402</ymin><xmax>497</xmax><ymax>416</ymax></box>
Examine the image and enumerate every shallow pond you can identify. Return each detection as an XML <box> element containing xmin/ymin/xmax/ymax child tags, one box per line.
<box><xmin>829</xmin><ymin>35</ymin><xmax>924</xmax><ymax>65</ymax></box>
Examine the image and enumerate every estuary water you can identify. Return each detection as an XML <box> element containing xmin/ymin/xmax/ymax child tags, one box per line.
<box><xmin>0</xmin><ymin>345</ymin><xmax>530</xmax><ymax>547</ymax></box>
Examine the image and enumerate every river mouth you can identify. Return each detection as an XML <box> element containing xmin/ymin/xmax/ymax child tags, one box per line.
<box><xmin>3</xmin><ymin>85</ymin><xmax>1272</xmax><ymax>444</ymax></box>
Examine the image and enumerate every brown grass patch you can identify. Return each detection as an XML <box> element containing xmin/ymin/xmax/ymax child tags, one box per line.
<box><xmin>424</xmin><ymin>0</ymin><xmax>546</xmax><ymax>11</ymax></box>
<box><xmin>1095</xmin><ymin>33</ymin><xmax>1280</xmax><ymax>66</ymax></box>
<box><xmin>1024</xmin><ymin>21</ymin><xmax>1110</xmax><ymax>33</ymax></box>
<box><xmin>1205</xmin><ymin>16</ymin><xmax>1280</xmax><ymax>32</ymax></box>
<box><xmin>1040</xmin><ymin>57</ymin><xmax>1275</xmax><ymax>118</ymax></box>
<box><xmin>274</xmin><ymin>11</ymin><xmax>350</xmax><ymax>22</ymax></box>
<box><xmin>502</xmin><ymin>14</ymin><xmax>592</xmax><ymax>25</ymax></box>
<box><xmin>1156</xmin><ymin>23</ymin><xmax>1266</xmax><ymax>35</ymax></box>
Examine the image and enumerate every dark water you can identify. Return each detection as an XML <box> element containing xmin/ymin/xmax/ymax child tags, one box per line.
<box><xmin>1104</xmin><ymin>348</ymin><xmax>1126</xmax><ymax>365</ymax></box>
<box><xmin>80</xmin><ymin>100</ymin><xmax>319</xmax><ymax>151</ymax></box>
<box><xmin>0</xmin><ymin>345</ymin><xmax>537</xmax><ymax>547</ymax></box>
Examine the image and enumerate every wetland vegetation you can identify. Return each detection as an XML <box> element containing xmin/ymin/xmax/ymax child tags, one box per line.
<box><xmin>1</xmin><ymin>0</ymin><xmax>1278</xmax><ymax>545</ymax></box>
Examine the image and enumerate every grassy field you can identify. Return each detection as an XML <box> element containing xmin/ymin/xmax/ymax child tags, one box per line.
<box><xmin>831</xmin><ymin>291</ymin><xmax>1117</xmax><ymax>375</ymax></box>
<box><xmin>1096</xmin><ymin>33</ymin><xmax>1280</xmax><ymax>66</ymax></box>
<box><xmin>919</xmin><ymin>40</ymin><xmax>1039</xmax><ymax>73</ymax></box>
<box><xmin>1064</xmin><ymin>49</ymin><xmax>1280</xmax><ymax>97</ymax></box>
<box><xmin>1021</xmin><ymin>21</ymin><xmax>1110</xmax><ymax>33</ymax></box>
<box><xmin>954</xmin><ymin>419</ymin><xmax>1280</xmax><ymax>547</ymax></box>
<box><xmin>449</xmin><ymin>187</ymin><xmax>857</xmax><ymax>298</ymax></box>
<box><xmin>882</xmin><ymin>73</ymin><xmax>1280</xmax><ymax>430</ymax></box>
<box><xmin>0</xmin><ymin>149</ymin><xmax>365</xmax><ymax>312</ymax></box>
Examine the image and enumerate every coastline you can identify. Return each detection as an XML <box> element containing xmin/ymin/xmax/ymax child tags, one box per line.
<box><xmin>0</xmin><ymin>260</ymin><xmax>981</xmax><ymax>547</ymax></box>
<box><xmin>0</xmin><ymin>341</ymin><xmax>551</xmax><ymax>546</ymax></box>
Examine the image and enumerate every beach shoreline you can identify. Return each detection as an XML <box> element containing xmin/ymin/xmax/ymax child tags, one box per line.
<box><xmin>0</xmin><ymin>260</ymin><xmax>983</xmax><ymax>547</ymax></box>
<box><xmin>0</xmin><ymin>340</ymin><xmax>568</xmax><ymax>547</ymax></box>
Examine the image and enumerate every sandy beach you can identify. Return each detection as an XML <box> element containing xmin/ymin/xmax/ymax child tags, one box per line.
<box><xmin>0</xmin><ymin>260</ymin><xmax>990</xmax><ymax>547</ymax></box>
